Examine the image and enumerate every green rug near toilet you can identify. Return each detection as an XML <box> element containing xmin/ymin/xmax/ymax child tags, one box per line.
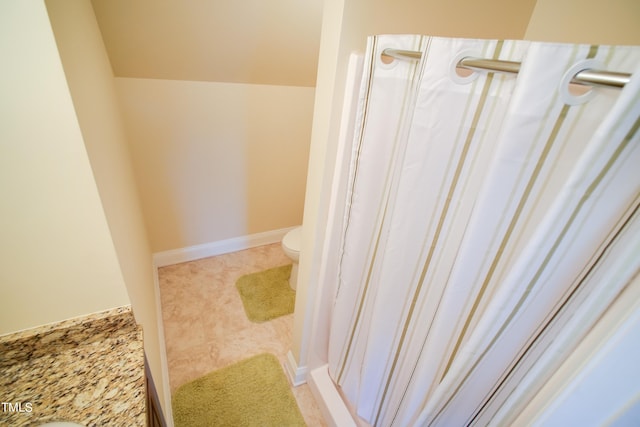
<box><xmin>172</xmin><ymin>353</ymin><xmax>306</xmax><ymax>427</ymax></box>
<box><xmin>236</xmin><ymin>264</ymin><xmax>295</xmax><ymax>323</ymax></box>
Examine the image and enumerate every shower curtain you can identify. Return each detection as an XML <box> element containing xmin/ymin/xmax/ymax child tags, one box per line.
<box><xmin>325</xmin><ymin>35</ymin><xmax>640</xmax><ymax>426</ymax></box>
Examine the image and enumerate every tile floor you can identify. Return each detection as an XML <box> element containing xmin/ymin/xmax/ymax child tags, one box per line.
<box><xmin>158</xmin><ymin>243</ymin><xmax>326</xmax><ymax>426</ymax></box>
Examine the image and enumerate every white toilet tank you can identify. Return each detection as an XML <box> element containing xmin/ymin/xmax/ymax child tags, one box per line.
<box><xmin>282</xmin><ymin>226</ymin><xmax>302</xmax><ymax>262</ymax></box>
<box><xmin>282</xmin><ymin>226</ymin><xmax>302</xmax><ymax>290</ymax></box>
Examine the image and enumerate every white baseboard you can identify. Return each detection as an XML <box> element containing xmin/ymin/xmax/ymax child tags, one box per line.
<box><xmin>308</xmin><ymin>365</ymin><xmax>356</xmax><ymax>427</ymax></box>
<box><xmin>152</xmin><ymin>226</ymin><xmax>299</xmax><ymax>267</ymax></box>
<box><xmin>284</xmin><ymin>350</ymin><xmax>309</xmax><ymax>386</ymax></box>
<box><xmin>152</xmin><ymin>263</ymin><xmax>174</xmax><ymax>426</ymax></box>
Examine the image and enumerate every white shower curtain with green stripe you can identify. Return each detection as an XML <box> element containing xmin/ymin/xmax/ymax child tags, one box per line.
<box><xmin>326</xmin><ymin>35</ymin><xmax>640</xmax><ymax>426</ymax></box>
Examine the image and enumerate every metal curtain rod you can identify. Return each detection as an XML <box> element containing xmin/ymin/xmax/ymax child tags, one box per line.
<box><xmin>381</xmin><ymin>48</ymin><xmax>631</xmax><ymax>89</ymax></box>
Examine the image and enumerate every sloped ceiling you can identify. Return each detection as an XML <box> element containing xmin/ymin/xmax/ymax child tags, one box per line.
<box><xmin>91</xmin><ymin>0</ymin><xmax>323</xmax><ymax>87</ymax></box>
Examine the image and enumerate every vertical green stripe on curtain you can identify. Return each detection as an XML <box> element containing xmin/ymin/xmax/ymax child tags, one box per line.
<box><xmin>376</xmin><ymin>40</ymin><xmax>506</xmax><ymax>427</ymax></box>
<box><xmin>442</xmin><ymin>45</ymin><xmax>589</xmax><ymax>374</ymax></box>
<box><xmin>441</xmin><ymin>102</ymin><xmax>571</xmax><ymax>379</ymax></box>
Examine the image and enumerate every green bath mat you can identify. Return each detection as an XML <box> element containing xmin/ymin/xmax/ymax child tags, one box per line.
<box><xmin>236</xmin><ymin>264</ymin><xmax>295</xmax><ymax>322</ymax></box>
<box><xmin>172</xmin><ymin>353</ymin><xmax>306</xmax><ymax>427</ymax></box>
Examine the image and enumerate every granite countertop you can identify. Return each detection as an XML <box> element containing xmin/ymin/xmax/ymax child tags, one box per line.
<box><xmin>0</xmin><ymin>306</ymin><xmax>145</xmax><ymax>427</ymax></box>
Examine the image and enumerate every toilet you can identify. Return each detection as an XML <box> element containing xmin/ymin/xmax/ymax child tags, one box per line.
<box><xmin>281</xmin><ymin>226</ymin><xmax>302</xmax><ymax>290</ymax></box>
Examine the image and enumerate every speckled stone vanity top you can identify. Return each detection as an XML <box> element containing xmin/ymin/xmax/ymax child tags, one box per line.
<box><xmin>0</xmin><ymin>306</ymin><xmax>145</xmax><ymax>427</ymax></box>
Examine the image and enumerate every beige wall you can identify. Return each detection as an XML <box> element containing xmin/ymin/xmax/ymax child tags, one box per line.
<box><xmin>115</xmin><ymin>78</ymin><xmax>314</xmax><ymax>252</ymax></box>
<box><xmin>44</xmin><ymin>0</ymin><xmax>169</xmax><ymax>417</ymax></box>
<box><xmin>91</xmin><ymin>0</ymin><xmax>321</xmax><ymax>254</ymax></box>
<box><xmin>91</xmin><ymin>0</ymin><xmax>323</xmax><ymax>87</ymax></box>
<box><xmin>525</xmin><ymin>0</ymin><xmax>640</xmax><ymax>44</ymax></box>
<box><xmin>0</xmin><ymin>0</ymin><xmax>129</xmax><ymax>334</ymax></box>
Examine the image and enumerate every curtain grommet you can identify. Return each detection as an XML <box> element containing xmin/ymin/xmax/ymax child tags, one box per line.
<box><xmin>559</xmin><ymin>59</ymin><xmax>603</xmax><ymax>105</ymax></box>
<box><xmin>379</xmin><ymin>44</ymin><xmax>403</xmax><ymax>70</ymax></box>
<box><xmin>450</xmin><ymin>50</ymin><xmax>481</xmax><ymax>85</ymax></box>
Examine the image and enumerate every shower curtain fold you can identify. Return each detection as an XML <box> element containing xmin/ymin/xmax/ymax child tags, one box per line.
<box><xmin>325</xmin><ymin>34</ymin><xmax>640</xmax><ymax>426</ymax></box>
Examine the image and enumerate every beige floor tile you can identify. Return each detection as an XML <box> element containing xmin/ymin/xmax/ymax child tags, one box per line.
<box><xmin>158</xmin><ymin>243</ymin><xmax>326</xmax><ymax>426</ymax></box>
